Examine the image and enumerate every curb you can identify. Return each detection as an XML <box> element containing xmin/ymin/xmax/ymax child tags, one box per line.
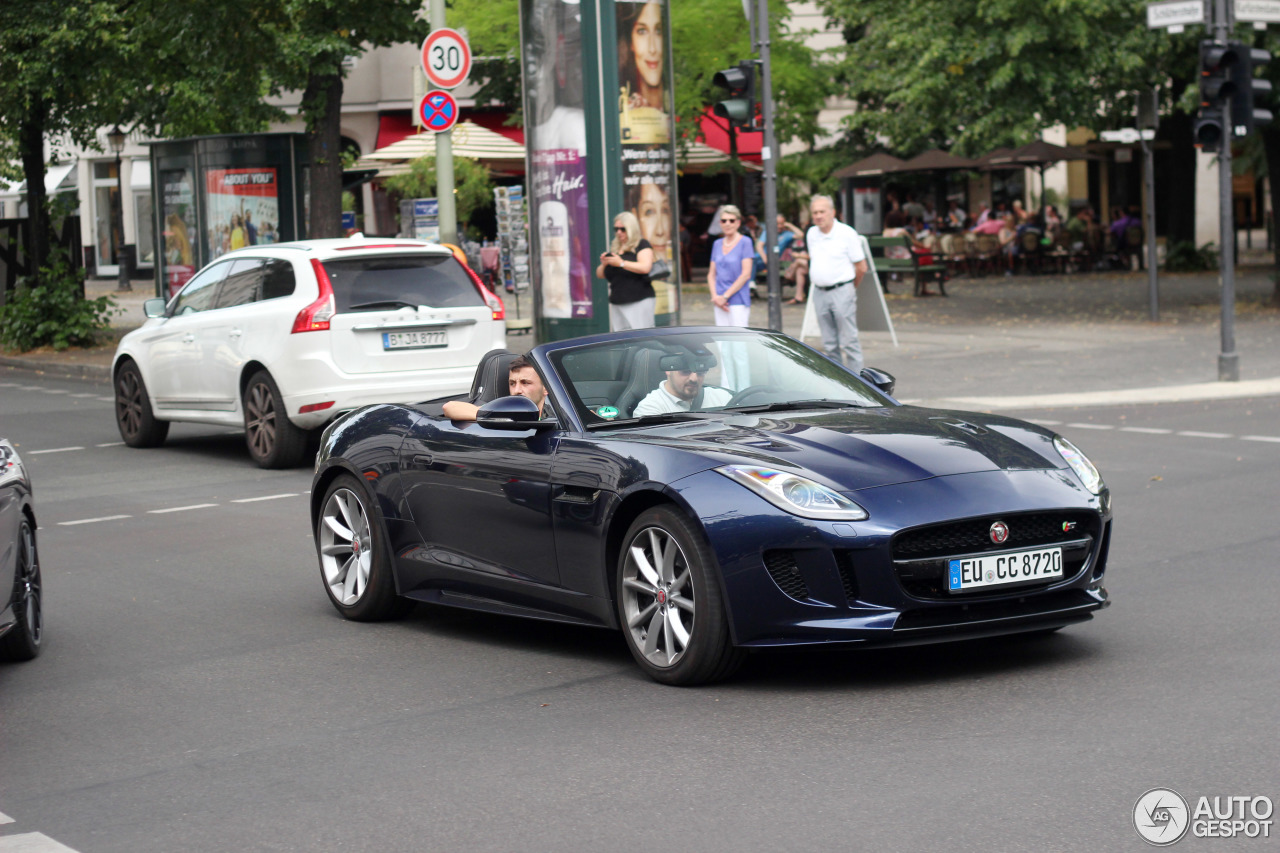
<box><xmin>0</xmin><ymin>356</ymin><xmax>112</xmax><ymax>385</ymax></box>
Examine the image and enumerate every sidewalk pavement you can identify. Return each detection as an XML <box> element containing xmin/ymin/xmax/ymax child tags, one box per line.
<box><xmin>3</xmin><ymin>265</ymin><xmax>1278</xmax><ymax>414</ymax></box>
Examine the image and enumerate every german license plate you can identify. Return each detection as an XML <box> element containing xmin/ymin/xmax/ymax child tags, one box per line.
<box><xmin>948</xmin><ymin>547</ymin><xmax>1063</xmax><ymax>593</ymax></box>
<box><xmin>382</xmin><ymin>330</ymin><xmax>446</xmax><ymax>350</ymax></box>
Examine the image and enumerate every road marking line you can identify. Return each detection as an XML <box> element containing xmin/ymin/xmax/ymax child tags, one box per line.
<box><xmin>95</xmin><ymin>397</ymin><xmax>114</xmax><ymax>402</ymax></box>
<box><xmin>1242</xmin><ymin>435</ymin><xmax>1280</xmax><ymax>443</ymax></box>
<box><xmin>231</xmin><ymin>493</ymin><xmax>299</xmax><ymax>503</ymax></box>
<box><xmin>0</xmin><ymin>831</ymin><xmax>83</xmax><ymax>852</ymax></box>
<box><xmin>0</xmin><ymin>810</ymin><xmax>11</xmax><ymax>823</ymax></box>
<box><xmin>57</xmin><ymin>515</ymin><xmax>131</xmax><ymax>526</ymax></box>
<box><xmin>28</xmin><ymin>447</ymin><xmax>85</xmax><ymax>455</ymax></box>
<box><xmin>70</xmin><ymin>393</ymin><xmax>99</xmax><ymax>398</ymax></box>
<box><xmin>0</xmin><ymin>382</ymin><xmax>16</xmax><ymax>387</ymax></box>
<box><xmin>41</xmin><ymin>389</ymin><xmax>69</xmax><ymax>394</ymax></box>
<box><xmin>1177</xmin><ymin>430</ymin><xmax>1232</xmax><ymax>439</ymax></box>
<box><xmin>149</xmin><ymin>504</ymin><xmax>218</xmax><ymax>514</ymax></box>
<box><xmin>1066</xmin><ymin>423</ymin><xmax>1114</xmax><ymax>430</ymax></box>
<box><xmin>1120</xmin><ymin>426</ymin><xmax>1173</xmax><ymax>434</ymax></box>
<box><xmin>1028</xmin><ymin>419</ymin><xmax>1062</xmax><ymax>426</ymax></box>
<box><xmin>96</xmin><ymin>442</ymin><xmax>124</xmax><ymax>447</ymax></box>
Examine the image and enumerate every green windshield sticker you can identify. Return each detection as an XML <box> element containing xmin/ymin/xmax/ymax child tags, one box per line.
<box><xmin>596</xmin><ymin>406</ymin><xmax>620</xmax><ymax>420</ymax></box>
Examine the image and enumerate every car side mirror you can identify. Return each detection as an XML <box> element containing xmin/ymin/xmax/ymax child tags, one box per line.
<box><xmin>859</xmin><ymin>367</ymin><xmax>896</xmax><ymax>397</ymax></box>
<box><xmin>144</xmin><ymin>298</ymin><xmax>167</xmax><ymax>319</ymax></box>
<box><xmin>476</xmin><ymin>395</ymin><xmax>557</xmax><ymax>431</ymax></box>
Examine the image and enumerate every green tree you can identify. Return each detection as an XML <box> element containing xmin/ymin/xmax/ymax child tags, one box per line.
<box><xmin>384</xmin><ymin>156</ymin><xmax>495</xmax><ymax>232</ymax></box>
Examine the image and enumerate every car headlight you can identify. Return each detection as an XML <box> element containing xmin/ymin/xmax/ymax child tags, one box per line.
<box><xmin>1054</xmin><ymin>436</ymin><xmax>1105</xmax><ymax>494</ymax></box>
<box><xmin>717</xmin><ymin>465</ymin><xmax>868</xmax><ymax>520</ymax></box>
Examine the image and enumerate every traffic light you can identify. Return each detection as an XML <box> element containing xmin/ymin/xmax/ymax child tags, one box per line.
<box><xmin>1196</xmin><ymin>40</ymin><xmax>1240</xmax><ymax>152</ymax></box>
<box><xmin>712</xmin><ymin>60</ymin><xmax>757</xmax><ymax>130</ymax></box>
<box><xmin>1228</xmin><ymin>42</ymin><xmax>1273</xmax><ymax>136</ymax></box>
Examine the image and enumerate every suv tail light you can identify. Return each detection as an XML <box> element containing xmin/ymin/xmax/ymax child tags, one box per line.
<box><xmin>460</xmin><ymin>260</ymin><xmax>505</xmax><ymax>321</ymax></box>
<box><xmin>293</xmin><ymin>259</ymin><xmax>337</xmax><ymax>333</ymax></box>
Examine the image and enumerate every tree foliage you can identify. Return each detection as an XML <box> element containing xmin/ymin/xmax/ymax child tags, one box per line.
<box><xmin>383</xmin><ymin>156</ymin><xmax>495</xmax><ymax>228</ymax></box>
<box><xmin>815</xmin><ymin>0</ymin><xmax>1179</xmax><ymax>155</ymax></box>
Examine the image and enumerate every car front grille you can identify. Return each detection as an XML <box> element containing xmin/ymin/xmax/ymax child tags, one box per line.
<box><xmin>891</xmin><ymin>511</ymin><xmax>1101</xmax><ymax>600</ymax></box>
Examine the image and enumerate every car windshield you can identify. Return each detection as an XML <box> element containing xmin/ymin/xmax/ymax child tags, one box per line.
<box><xmin>549</xmin><ymin>330</ymin><xmax>887</xmax><ymax>427</ymax></box>
<box><xmin>321</xmin><ymin>254</ymin><xmax>483</xmax><ymax>312</ymax></box>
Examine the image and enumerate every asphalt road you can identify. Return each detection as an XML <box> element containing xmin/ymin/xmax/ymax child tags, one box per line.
<box><xmin>1</xmin><ymin>370</ymin><xmax>1277</xmax><ymax>852</ymax></box>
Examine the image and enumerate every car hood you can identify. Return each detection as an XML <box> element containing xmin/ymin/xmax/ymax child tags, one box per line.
<box><xmin>617</xmin><ymin>405</ymin><xmax>1063</xmax><ymax>491</ymax></box>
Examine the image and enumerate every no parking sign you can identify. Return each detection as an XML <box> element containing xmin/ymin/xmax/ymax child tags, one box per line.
<box><xmin>418</xmin><ymin>90</ymin><xmax>459</xmax><ymax>134</ymax></box>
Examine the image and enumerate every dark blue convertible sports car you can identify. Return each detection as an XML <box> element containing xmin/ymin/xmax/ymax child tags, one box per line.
<box><xmin>310</xmin><ymin>327</ymin><xmax>1111</xmax><ymax>685</ymax></box>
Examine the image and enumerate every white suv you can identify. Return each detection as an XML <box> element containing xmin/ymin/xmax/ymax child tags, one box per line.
<box><xmin>112</xmin><ymin>238</ymin><xmax>507</xmax><ymax>467</ymax></box>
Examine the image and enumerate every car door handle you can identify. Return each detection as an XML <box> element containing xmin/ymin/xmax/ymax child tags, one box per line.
<box><xmin>228</xmin><ymin>328</ymin><xmax>242</xmax><ymax>338</ymax></box>
<box><xmin>411</xmin><ymin>453</ymin><xmax>433</xmax><ymax>468</ymax></box>
<box><xmin>182</xmin><ymin>333</ymin><xmax>196</xmax><ymax>343</ymax></box>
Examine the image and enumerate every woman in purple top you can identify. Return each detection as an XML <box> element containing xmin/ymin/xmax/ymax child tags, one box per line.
<box><xmin>707</xmin><ymin>204</ymin><xmax>755</xmax><ymax>387</ymax></box>
<box><xmin>708</xmin><ymin>204</ymin><xmax>754</xmax><ymax>326</ymax></box>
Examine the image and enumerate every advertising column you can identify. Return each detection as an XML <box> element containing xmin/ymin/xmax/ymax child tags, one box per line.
<box><xmin>616</xmin><ymin>0</ymin><xmax>679</xmax><ymax>322</ymax></box>
<box><xmin>521</xmin><ymin>0</ymin><xmax>596</xmax><ymax>335</ymax></box>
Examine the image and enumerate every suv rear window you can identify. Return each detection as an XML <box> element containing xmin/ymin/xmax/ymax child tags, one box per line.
<box><xmin>321</xmin><ymin>254</ymin><xmax>483</xmax><ymax>313</ymax></box>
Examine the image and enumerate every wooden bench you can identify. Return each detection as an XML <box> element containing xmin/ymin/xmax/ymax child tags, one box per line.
<box><xmin>866</xmin><ymin>234</ymin><xmax>948</xmax><ymax>296</ymax></box>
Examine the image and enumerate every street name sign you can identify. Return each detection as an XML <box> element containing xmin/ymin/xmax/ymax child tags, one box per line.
<box><xmin>1146</xmin><ymin>0</ymin><xmax>1207</xmax><ymax>32</ymax></box>
<box><xmin>419</xmin><ymin>91</ymin><xmax>460</xmax><ymax>133</ymax></box>
<box><xmin>1236</xmin><ymin>0</ymin><xmax>1280</xmax><ymax>26</ymax></box>
<box><xmin>421</xmin><ymin>28</ymin><xmax>472</xmax><ymax>90</ymax></box>
<box><xmin>1101</xmin><ymin>128</ymin><xmax>1157</xmax><ymax>143</ymax></box>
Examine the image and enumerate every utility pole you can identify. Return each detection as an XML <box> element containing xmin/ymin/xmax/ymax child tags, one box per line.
<box><xmin>429</xmin><ymin>0</ymin><xmax>458</xmax><ymax>246</ymax></box>
<box><xmin>1214</xmin><ymin>0</ymin><xmax>1239</xmax><ymax>381</ymax></box>
<box><xmin>755</xmin><ymin>0</ymin><xmax>781</xmax><ymax>332</ymax></box>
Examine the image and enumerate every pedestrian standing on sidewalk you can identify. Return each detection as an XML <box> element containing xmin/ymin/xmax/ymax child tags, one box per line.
<box><xmin>708</xmin><ymin>204</ymin><xmax>754</xmax><ymax>387</ymax></box>
<box><xmin>806</xmin><ymin>195</ymin><xmax>868</xmax><ymax>372</ymax></box>
<box><xmin>598</xmin><ymin>211</ymin><xmax>655</xmax><ymax>330</ymax></box>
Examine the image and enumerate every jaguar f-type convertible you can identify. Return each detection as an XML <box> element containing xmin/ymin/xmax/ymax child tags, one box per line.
<box><xmin>310</xmin><ymin>327</ymin><xmax>1112</xmax><ymax>685</ymax></box>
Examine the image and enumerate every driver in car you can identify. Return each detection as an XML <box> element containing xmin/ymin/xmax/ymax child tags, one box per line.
<box><xmin>633</xmin><ymin>349</ymin><xmax>732</xmax><ymax>416</ymax></box>
<box><xmin>443</xmin><ymin>355</ymin><xmax>553</xmax><ymax>421</ymax></box>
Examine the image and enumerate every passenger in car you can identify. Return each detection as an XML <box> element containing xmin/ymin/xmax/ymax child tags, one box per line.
<box><xmin>633</xmin><ymin>351</ymin><xmax>732</xmax><ymax>416</ymax></box>
<box><xmin>443</xmin><ymin>355</ymin><xmax>553</xmax><ymax>421</ymax></box>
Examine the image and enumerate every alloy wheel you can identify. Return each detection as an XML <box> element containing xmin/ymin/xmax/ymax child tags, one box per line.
<box><xmin>116</xmin><ymin>370</ymin><xmax>144</xmax><ymax>438</ymax></box>
<box><xmin>245</xmin><ymin>381</ymin><xmax>277</xmax><ymax>460</ymax></box>
<box><xmin>16</xmin><ymin>523</ymin><xmax>41</xmax><ymax>647</ymax></box>
<box><xmin>621</xmin><ymin>525</ymin><xmax>695</xmax><ymax>668</ymax></box>
<box><xmin>319</xmin><ymin>488</ymin><xmax>373</xmax><ymax>605</ymax></box>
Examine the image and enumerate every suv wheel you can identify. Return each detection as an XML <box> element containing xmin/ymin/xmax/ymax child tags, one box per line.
<box><xmin>244</xmin><ymin>370</ymin><xmax>308</xmax><ymax>468</ymax></box>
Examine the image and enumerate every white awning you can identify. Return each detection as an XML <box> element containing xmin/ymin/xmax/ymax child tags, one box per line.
<box><xmin>45</xmin><ymin>162</ymin><xmax>76</xmax><ymax>194</ymax></box>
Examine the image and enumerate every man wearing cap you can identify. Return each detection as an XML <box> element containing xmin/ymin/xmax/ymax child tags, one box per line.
<box><xmin>633</xmin><ymin>350</ymin><xmax>732</xmax><ymax>416</ymax></box>
<box><xmin>806</xmin><ymin>194</ymin><xmax>868</xmax><ymax>372</ymax></box>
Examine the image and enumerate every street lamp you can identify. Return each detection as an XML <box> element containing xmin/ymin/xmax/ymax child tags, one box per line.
<box><xmin>106</xmin><ymin>125</ymin><xmax>130</xmax><ymax>292</ymax></box>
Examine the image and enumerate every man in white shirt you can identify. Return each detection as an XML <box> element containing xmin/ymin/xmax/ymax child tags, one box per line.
<box><xmin>633</xmin><ymin>351</ymin><xmax>733</xmax><ymax>416</ymax></box>
<box><xmin>806</xmin><ymin>195</ymin><xmax>868</xmax><ymax>371</ymax></box>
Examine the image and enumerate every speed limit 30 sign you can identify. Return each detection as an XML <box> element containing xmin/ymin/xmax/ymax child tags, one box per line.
<box><xmin>421</xmin><ymin>28</ymin><xmax>471</xmax><ymax>90</ymax></box>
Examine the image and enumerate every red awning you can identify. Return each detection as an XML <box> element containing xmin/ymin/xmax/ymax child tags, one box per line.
<box><xmin>697</xmin><ymin>108</ymin><xmax>761</xmax><ymax>162</ymax></box>
<box><xmin>375</xmin><ymin>110</ymin><xmax>524</xmax><ymax>153</ymax></box>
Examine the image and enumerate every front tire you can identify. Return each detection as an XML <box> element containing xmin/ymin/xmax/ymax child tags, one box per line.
<box><xmin>243</xmin><ymin>370</ymin><xmax>308</xmax><ymax>468</ymax></box>
<box><xmin>115</xmin><ymin>361</ymin><xmax>169</xmax><ymax>447</ymax></box>
<box><xmin>316</xmin><ymin>475</ymin><xmax>410</xmax><ymax>621</ymax></box>
<box><xmin>0</xmin><ymin>518</ymin><xmax>42</xmax><ymax>662</ymax></box>
<box><xmin>617</xmin><ymin>506</ymin><xmax>745</xmax><ymax>685</ymax></box>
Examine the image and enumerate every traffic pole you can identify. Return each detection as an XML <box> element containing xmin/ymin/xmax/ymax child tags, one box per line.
<box><xmin>430</xmin><ymin>0</ymin><xmax>458</xmax><ymax>246</ymax></box>
<box><xmin>1215</xmin><ymin>0</ymin><xmax>1240</xmax><ymax>380</ymax></box>
<box><xmin>756</xmin><ymin>0</ymin><xmax>782</xmax><ymax>332</ymax></box>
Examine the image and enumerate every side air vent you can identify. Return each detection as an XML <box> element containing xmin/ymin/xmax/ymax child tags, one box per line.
<box><xmin>833</xmin><ymin>550</ymin><xmax>859</xmax><ymax>604</ymax></box>
<box><xmin>763</xmin><ymin>550</ymin><xmax>810</xmax><ymax>601</ymax></box>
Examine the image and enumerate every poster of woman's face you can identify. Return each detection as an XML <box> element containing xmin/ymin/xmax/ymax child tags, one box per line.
<box><xmin>617</xmin><ymin>1</ymin><xmax>669</xmax><ymax>145</ymax></box>
<box><xmin>629</xmin><ymin>181</ymin><xmax>670</xmax><ymax>262</ymax></box>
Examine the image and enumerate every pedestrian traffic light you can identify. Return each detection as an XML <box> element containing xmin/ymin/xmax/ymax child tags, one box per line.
<box><xmin>1228</xmin><ymin>42</ymin><xmax>1273</xmax><ymax>136</ymax></box>
<box><xmin>1196</xmin><ymin>40</ymin><xmax>1240</xmax><ymax>152</ymax></box>
<box><xmin>712</xmin><ymin>60</ymin><xmax>757</xmax><ymax>130</ymax></box>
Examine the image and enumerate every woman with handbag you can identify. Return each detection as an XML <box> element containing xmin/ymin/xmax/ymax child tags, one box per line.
<box><xmin>597</xmin><ymin>211</ymin><xmax>656</xmax><ymax>330</ymax></box>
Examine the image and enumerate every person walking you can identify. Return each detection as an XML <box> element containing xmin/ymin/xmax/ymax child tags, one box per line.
<box><xmin>597</xmin><ymin>211</ymin><xmax>655</xmax><ymax>330</ymax></box>
<box><xmin>805</xmin><ymin>195</ymin><xmax>868</xmax><ymax>372</ymax></box>
<box><xmin>707</xmin><ymin>204</ymin><xmax>754</xmax><ymax>386</ymax></box>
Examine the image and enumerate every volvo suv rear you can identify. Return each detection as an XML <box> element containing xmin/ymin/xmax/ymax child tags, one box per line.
<box><xmin>112</xmin><ymin>238</ymin><xmax>507</xmax><ymax>467</ymax></box>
